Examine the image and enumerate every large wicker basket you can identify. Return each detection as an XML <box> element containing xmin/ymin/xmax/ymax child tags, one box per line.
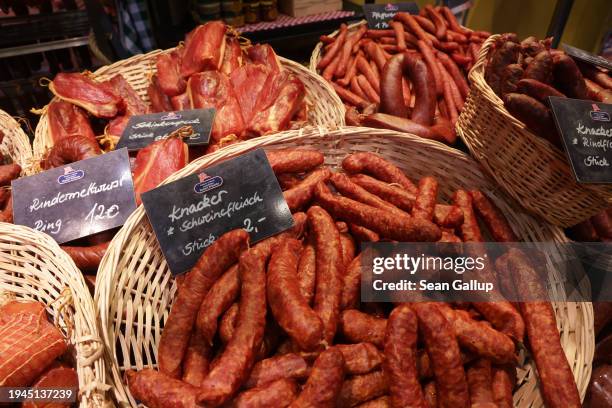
<box><xmin>0</xmin><ymin>109</ymin><xmax>32</xmax><ymax>172</ymax></box>
<box><xmin>33</xmin><ymin>48</ymin><xmax>345</xmax><ymax>159</ymax></box>
<box><xmin>95</xmin><ymin>126</ymin><xmax>592</xmax><ymax>408</ymax></box>
<box><xmin>0</xmin><ymin>222</ymin><xmax>111</xmax><ymax>407</ymax></box>
<box><xmin>457</xmin><ymin>34</ymin><xmax>612</xmax><ymax>228</ymax></box>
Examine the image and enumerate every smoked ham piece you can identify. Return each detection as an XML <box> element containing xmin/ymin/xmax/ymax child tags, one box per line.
<box><xmin>171</xmin><ymin>92</ymin><xmax>191</xmax><ymax>111</ymax></box>
<box><xmin>230</xmin><ymin>64</ymin><xmax>271</xmax><ymax>124</ymax></box>
<box><xmin>22</xmin><ymin>365</ymin><xmax>78</xmax><ymax>408</ymax></box>
<box><xmin>220</xmin><ymin>37</ymin><xmax>243</xmax><ymax>76</ymax></box>
<box><xmin>247</xmin><ymin>44</ymin><xmax>282</xmax><ymax>74</ymax></box>
<box><xmin>156</xmin><ymin>51</ymin><xmax>186</xmax><ymax>97</ymax></box>
<box><xmin>47</xmin><ymin>100</ymin><xmax>95</xmax><ymax>143</ymax></box>
<box><xmin>148</xmin><ymin>75</ymin><xmax>173</xmax><ymax>113</ymax></box>
<box><xmin>181</xmin><ymin>21</ymin><xmax>227</xmax><ymax>78</ymax></box>
<box><xmin>49</xmin><ymin>72</ymin><xmax>121</xmax><ymax>118</ymax></box>
<box><xmin>103</xmin><ymin>74</ymin><xmax>149</xmax><ymax>137</ymax></box>
<box><xmin>132</xmin><ymin>136</ymin><xmax>188</xmax><ymax>204</ymax></box>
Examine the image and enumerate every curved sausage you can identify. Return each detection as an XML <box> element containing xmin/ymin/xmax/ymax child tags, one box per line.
<box><xmin>182</xmin><ymin>331</ymin><xmax>211</xmax><ymax>387</ymax></box>
<box><xmin>61</xmin><ymin>241</ymin><xmax>109</xmax><ymax>272</ymax></box>
<box><xmin>380</xmin><ymin>53</ymin><xmax>409</xmax><ymax>117</ymax></box>
<box><xmin>337</xmin><ymin>370</ymin><xmax>389</xmax><ymax>408</ymax></box>
<box><xmin>0</xmin><ymin>163</ymin><xmax>21</xmax><ymax>186</ymax></box>
<box><xmin>469</xmin><ymin>190</ymin><xmax>517</xmax><ymax>242</ymax></box>
<box><xmin>336</xmin><ymin>342</ymin><xmax>383</xmax><ymax>375</ymax></box>
<box><xmin>284</xmin><ymin>168</ymin><xmax>332</xmax><ymax>211</ymax></box>
<box><xmin>413</xmin><ymin>176</ymin><xmax>438</xmax><ymax>221</ymax></box>
<box><xmin>126</xmin><ymin>369</ymin><xmax>200</xmax><ymax>408</ymax></box>
<box><xmin>233</xmin><ymin>378</ymin><xmax>298</xmax><ymax>408</ymax></box>
<box><xmin>552</xmin><ymin>53</ymin><xmax>588</xmax><ymax>99</ymax></box>
<box><xmin>266</xmin><ymin>149</ymin><xmax>324</xmax><ymax>174</ymax></box>
<box><xmin>288</xmin><ymin>348</ymin><xmax>345</xmax><ymax>408</ymax></box>
<box><xmin>341</xmin><ymin>254</ymin><xmax>362</xmax><ymax>310</ymax></box>
<box><xmin>339</xmin><ymin>309</ymin><xmax>386</xmax><ymax>349</ymax></box>
<box><xmin>318</xmin><ymin>24</ymin><xmax>348</xmax><ymax>70</ymax></box>
<box><xmin>424</xmin><ymin>5</ymin><xmax>447</xmax><ymax>39</ymax></box>
<box><xmin>41</xmin><ymin>135</ymin><xmax>102</xmax><ymax>169</ymax></box>
<box><xmin>453</xmin><ymin>190</ymin><xmax>483</xmax><ymax>242</ymax></box>
<box><xmin>244</xmin><ymin>353</ymin><xmax>309</xmax><ymax>389</ymax></box>
<box><xmin>404</xmin><ymin>55</ymin><xmax>437</xmax><ymax>126</ymax></box>
<box><xmin>342</xmin><ymin>152</ymin><xmax>416</xmax><ymax>193</ymax></box>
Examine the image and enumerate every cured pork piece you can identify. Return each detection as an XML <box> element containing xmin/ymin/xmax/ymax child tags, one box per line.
<box><xmin>221</xmin><ymin>37</ymin><xmax>243</xmax><ymax>76</ymax></box>
<box><xmin>49</xmin><ymin>72</ymin><xmax>121</xmax><ymax>118</ymax></box>
<box><xmin>181</xmin><ymin>21</ymin><xmax>227</xmax><ymax>78</ymax></box>
<box><xmin>247</xmin><ymin>44</ymin><xmax>282</xmax><ymax>74</ymax></box>
<box><xmin>148</xmin><ymin>75</ymin><xmax>173</xmax><ymax>113</ymax></box>
<box><xmin>157</xmin><ymin>51</ymin><xmax>186</xmax><ymax>97</ymax></box>
<box><xmin>47</xmin><ymin>100</ymin><xmax>96</xmax><ymax>143</ymax></box>
<box><xmin>230</xmin><ymin>64</ymin><xmax>271</xmax><ymax>124</ymax></box>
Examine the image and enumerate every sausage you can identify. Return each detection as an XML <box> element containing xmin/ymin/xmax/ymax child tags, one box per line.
<box><xmin>233</xmin><ymin>378</ymin><xmax>298</xmax><ymax>408</ymax></box>
<box><xmin>436</xmin><ymin>304</ymin><xmax>516</xmax><ymax>365</ymax></box>
<box><xmin>498</xmin><ymin>63</ymin><xmax>524</xmax><ymax>95</ymax></box>
<box><xmin>339</xmin><ymin>309</ymin><xmax>386</xmax><ymax>348</ymax></box>
<box><xmin>361</xmin><ymin>112</ymin><xmax>454</xmax><ymax>144</ymax></box>
<box><xmin>0</xmin><ymin>194</ymin><xmax>12</xmax><ymax>223</ymax></box>
<box><xmin>336</xmin><ymin>26</ymin><xmax>367</xmax><ymax>78</ymax></box>
<box><xmin>389</xmin><ymin>21</ymin><xmax>407</xmax><ymax>51</ymax></box>
<box><xmin>591</xmin><ymin>210</ymin><xmax>612</xmax><ymax>239</ymax></box>
<box><xmin>158</xmin><ymin>229</ymin><xmax>249</xmax><ymax>378</ymax></box>
<box><xmin>503</xmin><ymin>93</ymin><xmax>559</xmax><ymax>146</ymax></box>
<box><xmin>383</xmin><ymin>304</ymin><xmax>426</xmax><ymax>408</ymax></box>
<box><xmin>339</xmin><ymin>55</ymin><xmax>359</xmax><ymax>87</ymax></box>
<box><xmin>585</xmin><ymin>78</ymin><xmax>612</xmax><ymax>103</ymax></box>
<box><xmin>356</xmin><ymin>54</ymin><xmax>381</xmax><ymax>93</ymax></box>
<box><xmin>504</xmin><ymin>249</ymin><xmax>581</xmax><ymax>408</ymax></box>
<box><xmin>491</xmin><ymin>366</ymin><xmax>515</xmax><ymax>408</ymax></box>
<box><xmin>288</xmin><ymin>348</ymin><xmax>345</xmax><ymax>408</ymax></box>
<box><xmin>365</xmin><ymin>41</ymin><xmax>391</xmax><ymax>72</ymax></box>
<box><xmin>438</xmin><ymin>61</ymin><xmax>460</xmax><ymax>123</ymax></box>
<box><xmin>417</xmin><ymin>40</ymin><xmax>443</xmax><ymax>96</ymax></box>
<box><xmin>348</xmin><ymin>224</ymin><xmax>380</xmax><ymax>242</ymax></box>
<box><xmin>348</xmin><ymin>174</ymin><xmax>463</xmax><ymax>228</ymax></box>
<box><xmin>323</xmin><ymin>55</ymin><xmax>341</xmax><ymax>81</ymax></box>
<box><xmin>552</xmin><ymin>53</ymin><xmax>588</xmax><ymax>99</ymax></box>
<box><xmin>195</xmin><ymin>264</ymin><xmax>239</xmax><ymax>344</ymax></box>
<box><xmin>394</xmin><ymin>13</ymin><xmax>432</xmax><ymax>45</ymax></box>
<box><xmin>336</xmin><ymin>342</ymin><xmax>383</xmax><ymax>375</ymax></box>
<box><xmin>268</xmin><ymin>238</ymin><xmax>324</xmax><ymax>351</ymax></box>
<box><xmin>355</xmin><ymin>396</ymin><xmax>390</xmax><ymax>408</ymax></box>
<box><xmin>471</xmin><ymin>300</ymin><xmax>525</xmax><ymax>342</ymax></box>
<box><xmin>314</xmin><ymin>183</ymin><xmax>441</xmax><ymax>242</ymax></box>
<box><xmin>245</xmin><ymin>353</ymin><xmax>309</xmax><ymax>389</ymax></box>
<box><xmin>578</xmin><ymin>62</ymin><xmax>612</xmax><ymax>90</ymax></box>
<box><xmin>277</xmin><ymin>173</ymin><xmax>303</xmax><ymax>190</ymax></box>
<box><xmin>516</xmin><ymin>78</ymin><xmax>566</xmax><ymax>102</ymax></box>
<box><xmin>333</xmin><ymin>82</ymin><xmax>370</xmax><ymax>109</ymax></box>
<box><xmin>380</xmin><ymin>53</ymin><xmax>410</xmax><ymax>117</ymax></box>
<box><xmin>308</xmin><ymin>206</ymin><xmax>344</xmax><ymax>344</ymax></box>
<box><xmin>424</xmin><ymin>5</ymin><xmax>447</xmax><ymax>39</ymax></box>
<box><xmin>469</xmin><ymin>190</ymin><xmax>517</xmax><ymax>242</ymax></box>
<box><xmin>60</xmin><ymin>241</ymin><xmax>109</xmax><ymax>272</ymax></box>
<box><xmin>485</xmin><ymin>41</ymin><xmax>520</xmax><ymax>96</ymax></box>
<box><xmin>266</xmin><ymin>149</ymin><xmax>324</xmax><ymax>174</ymax></box>
<box><xmin>413</xmin><ymin>15</ymin><xmax>436</xmax><ymax>34</ymax></box>
<box><xmin>337</xmin><ymin>370</ymin><xmax>389</xmax><ymax>408</ymax></box>
<box><xmin>0</xmin><ymin>163</ymin><xmax>20</xmax><ymax>186</ymax></box>
<box><xmin>296</xmin><ymin>240</ymin><xmax>317</xmax><ymax>306</ymax></box>
<box><xmin>284</xmin><ymin>167</ymin><xmax>332</xmax><ymax>211</ymax></box>
<box><xmin>126</xmin><ymin>369</ymin><xmax>200</xmax><ymax>408</ymax></box>
<box><xmin>219</xmin><ymin>303</ymin><xmax>239</xmax><ymax>344</ymax></box>
<box><xmin>466</xmin><ymin>359</ymin><xmax>496</xmax><ymax>407</ymax></box>
<box><xmin>342</xmin><ymin>152</ymin><xmax>416</xmax><ymax>193</ymax></box>
<box><xmin>439</xmin><ymin>7</ymin><xmax>471</xmax><ymax>36</ymax></box>
<box><xmin>357</xmin><ymin>74</ymin><xmax>381</xmax><ymax>104</ymax></box>
<box><xmin>340</xmin><ymin>233</ymin><xmax>356</xmax><ymax>270</ymax></box>
<box><xmin>350</xmin><ymin>75</ymin><xmax>369</xmax><ymax>100</ymax></box>
<box><xmin>437</xmin><ymin>51</ymin><xmax>469</xmax><ymax>98</ymax></box>
<box><xmin>524</xmin><ymin>50</ymin><xmax>553</xmax><ymax>84</ymax></box>
<box><xmin>452</xmin><ymin>190</ymin><xmax>484</xmax><ymax>242</ymax></box>
<box><xmin>197</xmin><ymin>247</ymin><xmax>268</xmax><ymax>406</ymax></box>
<box><xmin>412</xmin><ymin>176</ymin><xmax>438</xmax><ymax>221</ymax></box>
<box><xmin>40</xmin><ymin>135</ymin><xmax>102</xmax><ymax>169</ymax></box>
<box><xmin>341</xmin><ymin>254</ymin><xmax>362</xmax><ymax>310</ymax></box>
<box><xmin>404</xmin><ymin>55</ymin><xmax>437</xmax><ymax>126</ymax></box>
<box><xmin>423</xmin><ymin>382</ymin><xmax>437</xmax><ymax>408</ymax></box>
<box><xmin>318</xmin><ymin>24</ymin><xmax>348</xmax><ymax>70</ymax></box>
<box><xmin>182</xmin><ymin>331</ymin><xmax>211</xmax><ymax>387</ymax></box>
<box><xmin>412</xmin><ymin>302</ymin><xmax>470</xmax><ymax>408</ymax></box>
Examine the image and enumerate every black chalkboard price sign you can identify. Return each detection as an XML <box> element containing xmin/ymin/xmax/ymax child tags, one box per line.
<box><xmin>549</xmin><ymin>97</ymin><xmax>612</xmax><ymax>184</ymax></box>
<box><xmin>141</xmin><ymin>149</ymin><xmax>294</xmax><ymax>275</ymax></box>
<box><xmin>363</xmin><ymin>2</ymin><xmax>419</xmax><ymax>29</ymax></box>
<box><xmin>116</xmin><ymin>108</ymin><xmax>215</xmax><ymax>151</ymax></box>
<box><xmin>11</xmin><ymin>148</ymin><xmax>137</xmax><ymax>244</ymax></box>
<box><xmin>562</xmin><ymin>44</ymin><xmax>612</xmax><ymax>71</ymax></box>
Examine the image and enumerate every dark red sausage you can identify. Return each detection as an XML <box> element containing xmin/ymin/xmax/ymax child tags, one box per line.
<box><xmin>61</xmin><ymin>241</ymin><xmax>109</xmax><ymax>272</ymax></box>
<box><xmin>288</xmin><ymin>348</ymin><xmax>345</xmax><ymax>408</ymax></box>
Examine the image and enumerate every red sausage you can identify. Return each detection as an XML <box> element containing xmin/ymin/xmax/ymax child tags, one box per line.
<box><xmin>469</xmin><ymin>190</ymin><xmax>517</xmax><ymax>242</ymax></box>
<box><xmin>61</xmin><ymin>241</ymin><xmax>109</xmax><ymax>272</ymax></box>
<box><xmin>380</xmin><ymin>53</ymin><xmax>410</xmax><ymax>117</ymax></box>
<box><xmin>417</xmin><ymin>40</ymin><xmax>443</xmax><ymax>96</ymax></box>
<box><xmin>284</xmin><ymin>168</ymin><xmax>332</xmax><ymax>211</ymax></box>
<box><xmin>466</xmin><ymin>359</ymin><xmax>496</xmax><ymax>407</ymax></box>
<box><xmin>342</xmin><ymin>152</ymin><xmax>417</xmax><ymax>193</ymax></box>
<box><xmin>233</xmin><ymin>378</ymin><xmax>298</xmax><ymax>408</ymax></box>
<box><xmin>244</xmin><ymin>353</ymin><xmax>309</xmax><ymax>389</ymax></box>
<box><xmin>126</xmin><ymin>369</ymin><xmax>200</xmax><ymax>408</ymax></box>
<box><xmin>318</xmin><ymin>24</ymin><xmax>348</xmax><ymax>70</ymax></box>
<box><xmin>491</xmin><ymin>365</ymin><xmax>515</xmax><ymax>408</ymax></box>
<box><xmin>424</xmin><ymin>5</ymin><xmax>447</xmax><ymax>39</ymax></box>
<box><xmin>453</xmin><ymin>190</ymin><xmax>484</xmax><ymax>242</ymax></box>
<box><xmin>395</xmin><ymin>13</ymin><xmax>432</xmax><ymax>46</ymax></box>
<box><xmin>356</xmin><ymin>54</ymin><xmax>381</xmax><ymax>93</ymax></box>
<box><xmin>288</xmin><ymin>348</ymin><xmax>345</xmax><ymax>408</ymax></box>
<box><xmin>337</xmin><ymin>370</ymin><xmax>389</xmax><ymax>408</ymax></box>
<box><xmin>182</xmin><ymin>331</ymin><xmax>211</xmax><ymax>387</ymax></box>
<box><xmin>437</xmin><ymin>51</ymin><xmax>469</xmax><ymax>98</ymax></box>
<box><xmin>404</xmin><ymin>55</ymin><xmax>437</xmax><ymax>126</ymax></box>
<box><xmin>339</xmin><ymin>309</ymin><xmax>386</xmax><ymax>349</ymax></box>
<box><xmin>413</xmin><ymin>176</ymin><xmax>438</xmax><ymax>221</ymax></box>
<box><xmin>341</xmin><ymin>254</ymin><xmax>362</xmax><ymax>310</ymax></box>
<box><xmin>0</xmin><ymin>163</ymin><xmax>21</xmax><ymax>186</ymax></box>
<box><xmin>333</xmin><ymin>82</ymin><xmax>370</xmax><ymax>109</ymax></box>
<box><xmin>336</xmin><ymin>342</ymin><xmax>383</xmax><ymax>375</ymax></box>
<box><xmin>41</xmin><ymin>135</ymin><xmax>102</xmax><ymax>169</ymax></box>
<box><xmin>389</xmin><ymin>21</ymin><xmax>407</xmax><ymax>51</ymax></box>
<box><xmin>266</xmin><ymin>149</ymin><xmax>325</xmax><ymax>174</ymax></box>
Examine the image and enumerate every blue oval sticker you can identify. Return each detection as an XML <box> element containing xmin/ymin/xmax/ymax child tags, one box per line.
<box><xmin>57</xmin><ymin>169</ymin><xmax>85</xmax><ymax>185</ymax></box>
<box><xmin>194</xmin><ymin>175</ymin><xmax>223</xmax><ymax>194</ymax></box>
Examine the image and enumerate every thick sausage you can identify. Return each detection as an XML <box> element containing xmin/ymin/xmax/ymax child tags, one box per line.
<box><xmin>288</xmin><ymin>348</ymin><xmax>345</xmax><ymax>408</ymax></box>
<box><xmin>0</xmin><ymin>163</ymin><xmax>20</xmax><ymax>186</ymax></box>
<box><xmin>469</xmin><ymin>190</ymin><xmax>517</xmax><ymax>242</ymax></box>
<box><xmin>297</xmin><ymin>240</ymin><xmax>317</xmax><ymax>306</ymax></box>
<box><xmin>342</xmin><ymin>152</ymin><xmax>417</xmax><ymax>193</ymax></box>
<box><xmin>219</xmin><ymin>303</ymin><xmax>239</xmax><ymax>344</ymax></box>
<box><xmin>245</xmin><ymin>353</ymin><xmax>309</xmax><ymax>389</ymax></box>
<box><xmin>233</xmin><ymin>378</ymin><xmax>298</xmax><ymax>408</ymax></box>
<box><xmin>485</xmin><ymin>41</ymin><xmax>520</xmax><ymax>96</ymax></box>
<box><xmin>266</xmin><ymin>149</ymin><xmax>324</xmax><ymax>174</ymax></box>
<box><xmin>341</xmin><ymin>254</ymin><xmax>362</xmax><ymax>310</ymax></box>
<box><xmin>383</xmin><ymin>304</ymin><xmax>426</xmax><ymax>408</ymax></box>
<box><xmin>417</xmin><ymin>40</ymin><xmax>443</xmax><ymax>96</ymax></box>
<box><xmin>158</xmin><ymin>229</ymin><xmax>249</xmax><ymax>378</ymax></box>
<box><xmin>284</xmin><ymin>168</ymin><xmax>332</xmax><ymax>211</ymax></box>
<box><xmin>423</xmin><ymin>382</ymin><xmax>437</xmax><ymax>408</ymax></box>
<box><xmin>195</xmin><ymin>264</ymin><xmax>240</xmax><ymax>344</ymax></box>
<box><xmin>552</xmin><ymin>53</ymin><xmax>587</xmax><ymax>99</ymax></box>
<box><xmin>197</xmin><ymin>247</ymin><xmax>268</xmax><ymax>406</ymax></box>
<box><xmin>413</xmin><ymin>176</ymin><xmax>438</xmax><ymax>221</ymax></box>
<box><xmin>41</xmin><ymin>135</ymin><xmax>102</xmax><ymax>169</ymax></box>
<box><xmin>339</xmin><ymin>309</ymin><xmax>386</xmax><ymax>349</ymax></box>
<box><xmin>503</xmin><ymin>93</ymin><xmax>559</xmax><ymax>146</ymax></box>
<box><xmin>404</xmin><ymin>55</ymin><xmax>437</xmax><ymax>126</ymax></box>
<box><xmin>452</xmin><ymin>190</ymin><xmax>483</xmax><ymax>242</ymax></box>
<box><xmin>314</xmin><ymin>183</ymin><xmax>442</xmax><ymax>242</ymax></box>
<box><xmin>466</xmin><ymin>359</ymin><xmax>496</xmax><ymax>407</ymax></box>
<box><xmin>337</xmin><ymin>370</ymin><xmax>389</xmax><ymax>408</ymax></box>
<box><xmin>340</xmin><ymin>233</ymin><xmax>356</xmax><ymax>270</ymax></box>
<box><xmin>318</xmin><ymin>24</ymin><xmax>348</xmax><ymax>70</ymax></box>
<box><xmin>579</xmin><ymin>62</ymin><xmax>612</xmax><ymax>90</ymax></box>
<box><xmin>380</xmin><ymin>53</ymin><xmax>410</xmax><ymax>118</ymax></box>
<box><xmin>126</xmin><ymin>369</ymin><xmax>199</xmax><ymax>408</ymax></box>
<box><xmin>524</xmin><ymin>50</ymin><xmax>553</xmax><ymax>84</ymax></box>
<box><xmin>268</xmin><ymin>238</ymin><xmax>324</xmax><ymax>351</ymax></box>
<box><xmin>499</xmin><ymin>63</ymin><xmax>524</xmax><ymax>95</ymax></box>
<box><xmin>412</xmin><ymin>302</ymin><xmax>470</xmax><ymax>408</ymax></box>
<box><xmin>182</xmin><ymin>331</ymin><xmax>211</xmax><ymax>387</ymax></box>
<box><xmin>355</xmin><ymin>396</ymin><xmax>390</xmax><ymax>408</ymax></box>
<box><xmin>361</xmin><ymin>113</ymin><xmax>454</xmax><ymax>144</ymax></box>
<box><xmin>308</xmin><ymin>206</ymin><xmax>344</xmax><ymax>344</ymax></box>
<box><xmin>348</xmin><ymin>224</ymin><xmax>380</xmax><ymax>242</ymax></box>
<box><xmin>516</xmin><ymin>78</ymin><xmax>566</xmax><ymax>102</ymax></box>
<box><xmin>61</xmin><ymin>241</ymin><xmax>109</xmax><ymax>272</ymax></box>
<box><xmin>336</xmin><ymin>342</ymin><xmax>383</xmax><ymax>375</ymax></box>
<box><xmin>491</xmin><ymin>366</ymin><xmax>515</xmax><ymax>408</ymax></box>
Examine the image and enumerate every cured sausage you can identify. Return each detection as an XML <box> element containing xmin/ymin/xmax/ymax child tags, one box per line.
<box><xmin>219</xmin><ymin>303</ymin><xmax>239</xmax><ymax>344</ymax></box>
<box><xmin>491</xmin><ymin>366</ymin><xmax>515</xmax><ymax>408</ymax></box>
<box><xmin>383</xmin><ymin>304</ymin><xmax>426</xmax><ymax>408</ymax></box>
<box><xmin>339</xmin><ymin>309</ymin><xmax>386</xmax><ymax>349</ymax></box>
<box><xmin>356</xmin><ymin>54</ymin><xmax>381</xmax><ymax>93</ymax></box>
<box><xmin>361</xmin><ymin>113</ymin><xmax>455</xmax><ymax>144</ymax></box>
<box><xmin>503</xmin><ymin>93</ymin><xmax>559</xmax><ymax>146</ymax></box>
<box><xmin>318</xmin><ymin>24</ymin><xmax>348</xmax><ymax>70</ymax></box>
<box><xmin>413</xmin><ymin>176</ymin><xmax>438</xmax><ymax>221</ymax></box>
<box><xmin>41</xmin><ymin>135</ymin><xmax>102</xmax><ymax>169</ymax></box>
<box><xmin>380</xmin><ymin>53</ymin><xmax>409</xmax><ymax>117</ymax></box>
<box><xmin>266</xmin><ymin>149</ymin><xmax>325</xmax><ymax>174</ymax></box>
<box><xmin>552</xmin><ymin>53</ymin><xmax>588</xmax><ymax>99</ymax></box>
<box><xmin>417</xmin><ymin>40</ymin><xmax>443</xmax><ymax>96</ymax></box>
<box><xmin>437</xmin><ymin>51</ymin><xmax>469</xmax><ymax>98</ymax></box>
<box><xmin>469</xmin><ymin>190</ymin><xmax>517</xmax><ymax>242</ymax></box>
<box><xmin>197</xmin><ymin>247</ymin><xmax>268</xmax><ymax>406</ymax></box>
<box><xmin>342</xmin><ymin>152</ymin><xmax>416</xmax><ymax>193</ymax></box>
<box><xmin>0</xmin><ymin>163</ymin><xmax>21</xmax><ymax>186</ymax></box>
<box><xmin>233</xmin><ymin>378</ymin><xmax>298</xmax><ymax>408</ymax></box>
<box><xmin>315</xmin><ymin>183</ymin><xmax>441</xmax><ymax>242</ymax></box>
<box><xmin>284</xmin><ymin>167</ymin><xmax>332</xmax><ymax>211</ymax></box>
<box><xmin>524</xmin><ymin>50</ymin><xmax>553</xmax><ymax>84</ymax></box>
<box><xmin>453</xmin><ymin>190</ymin><xmax>483</xmax><ymax>242</ymax></box>
<box><xmin>268</xmin><ymin>238</ymin><xmax>324</xmax><ymax>351</ymax></box>
<box><xmin>355</xmin><ymin>396</ymin><xmax>390</xmax><ymax>408</ymax></box>
<box><xmin>244</xmin><ymin>353</ymin><xmax>309</xmax><ymax>389</ymax></box>
<box><xmin>158</xmin><ymin>229</ymin><xmax>249</xmax><ymax>378</ymax></box>
<box><xmin>126</xmin><ymin>369</ymin><xmax>200</xmax><ymax>408</ymax></box>
<box><xmin>22</xmin><ymin>365</ymin><xmax>78</xmax><ymax>408</ymax></box>
<box><xmin>308</xmin><ymin>206</ymin><xmax>344</xmax><ymax>344</ymax></box>
<box><xmin>336</xmin><ymin>342</ymin><xmax>383</xmax><ymax>375</ymax></box>
<box><xmin>288</xmin><ymin>348</ymin><xmax>345</xmax><ymax>408</ymax></box>
<box><xmin>404</xmin><ymin>55</ymin><xmax>437</xmax><ymax>126</ymax></box>
<box><xmin>341</xmin><ymin>254</ymin><xmax>362</xmax><ymax>310</ymax></box>
<box><xmin>349</xmin><ymin>224</ymin><xmax>380</xmax><ymax>242</ymax></box>
<box><xmin>485</xmin><ymin>41</ymin><xmax>520</xmax><ymax>96</ymax></box>
<box><xmin>516</xmin><ymin>78</ymin><xmax>566</xmax><ymax>102</ymax></box>
<box><xmin>412</xmin><ymin>302</ymin><xmax>470</xmax><ymax>408</ymax></box>
<box><xmin>297</xmin><ymin>241</ymin><xmax>316</xmax><ymax>305</ymax></box>
<box><xmin>337</xmin><ymin>370</ymin><xmax>389</xmax><ymax>408</ymax></box>
<box><xmin>61</xmin><ymin>241</ymin><xmax>109</xmax><ymax>272</ymax></box>
<box><xmin>182</xmin><ymin>331</ymin><xmax>211</xmax><ymax>387</ymax></box>
<box><xmin>466</xmin><ymin>359</ymin><xmax>496</xmax><ymax>407</ymax></box>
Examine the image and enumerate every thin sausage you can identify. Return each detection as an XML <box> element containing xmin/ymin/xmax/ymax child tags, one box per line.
<box><xmin>284</xmin><ymin>167</ymin><xmax>332</xmax><ymax>211</ymax></box>
<box><xmin>336</xmin><ymin>26</ymin><xmax>367</xmax><ymax>77</ymax></box>
<box><xmin>61</xmin><ymin>241</ymin><xmax>109</xmax><ymax>272</ymax></box>
<box><xmin>342</xmin><ymin>152</ymin><xmax>417</xmax><ymax>193</ymax></box>
<box><xmin>413</xmin><ymin>176</ymin><xmax>438</xmax><ymax>221</ymax></box>
<box><xmin>318</xmin><ymin>24</ymin><xmax>348</xmax><ymax>70</ymax></box>
<box><xmin>357</xmin><ymin>74</ymin><xmax>381</xmax><ymax>104</ymax></box>
<box><xmin>266</xmin><ymin>149</ymin><xmax>324</xmax><ymax>174</ymax></box>
<box><xmin>417</xmin><ymin>40</ymin><xmax>443</xmax><ymax>96</ymax></box>
<box><xmin>424</xmin><ymin>5</ymin><xmax>447</xmax><ymax>39</ymax></box>
<box><xmin>395</xmin><ymin>12</ymin><xmax>431</xmax><ymax>45</ymax></box>
<box><xmin>414</xmin><ymin>15</ymin><xmax>436</xmax><ymax>34</ymax></box>
<box><xmin>439</xmin><ymin>7</ymin><xmax>471</xmax><ymax>35</ymax></box>
<box><xmin>245</xmin><ymin>353</ymin><xmax>309</xmax><ymax>389</ymax></box>
<box><xmin>356</xmin><ymin>54</ymin><xmax>381</xmax><ymax>93</ymax></box>
<box><xmin>437</xmin><ymin>51</ymin><xmax>469</xmax><ymax>98</ymax></box>
<box><xmin>288</xmin><ymin>348</ymin><xmax>345</xmax><ymax>408</ymax></box>
<box><xmin>469</xmin><ymin>190</ymin><xmax>517</xmax><ymax>242</ymax></box>
<box><xmin>333</xmin><ymin>82</ymin><xmax>370</xmax><ymax>109</ymax></box>
<box><xmin>453</xmin><ymin>190</ymin><xmax>484</xmax><ymax>242</ymax></box>
<box><xmin>389</xmin><ymin>21</ymin><xmax>407</xmax><ymax>51</ymax></box>
<box><xmin>341</xmin><ymin>254</ymin><xmax>362</xmax><ymax>310</ymax></box>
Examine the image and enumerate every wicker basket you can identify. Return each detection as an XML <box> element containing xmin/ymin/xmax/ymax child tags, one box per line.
<box><xmin>95</xmin><ymin>126</ymin><xmax>592</xmax><ymax>408</ymax></box>
<box><xmin>309</xmin><ymin>20</ymin><xmax>366</xmax><ymax>73</ymax></box>
<box><xmin>457</xmin><ymin>35</ymin><xmax>612</xmax><ymax>228</ymax></box>
<box><xmin>0</xmin><ymin>222</ymin><xmax>111</xmax><ymax>407</ymax></box>
<box><xmin>0</xmin><ymin>109</ymin><xmax>33</xmax><ymax>173</ymax></box>
<box><xmin>33</xmin><ymin>48</ymin><xmax>345</xmax><ymax>159</ymax></box>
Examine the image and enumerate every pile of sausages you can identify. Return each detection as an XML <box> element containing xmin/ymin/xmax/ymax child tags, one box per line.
<box><xmin>484</xmin><ymin>33</ymin><xmax>612</xmax><ymax>147</ymax></box>
<box><xmin>0</xmin><ymin>298</ymin><xmax>78</xmax><ymax>402</ymax></box>
<box><xmin>0</xmin><ymin>132</ymin><xmax>20</xmax><ymax>223</ymax></box>
<box><xmin>125</xmin><ymin>149</ymin><xmax>580</xmax><ymax>408</ymax></box>
<box><xmin>567</xmin><ymin>207</ymin><xmax>612</xmax><ymax>242</ymax></box>
<box><xmin>317</xmin><ymin>6</ymin><xmax>489</xmax><ymax>144</ymax></box>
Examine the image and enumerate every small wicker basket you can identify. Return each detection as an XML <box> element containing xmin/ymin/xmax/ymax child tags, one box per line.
<box><xmin>0</xmin><ymin>222</ymin><xmax>111</xmax><ymax>407</ymax></box>
<box><xmin>0</xmin><ymin>109</ymin><xmax>33</xmax><ymax>173</ymax></box>
<box><xmin>95</xmin><ymin>126</ymin><xmax>592</xmax><ymax>408</ymax></box>
<box><xmin>457</xmin><ymin>34</ymin><xmax>612</xmax><ymax>228</ymax></box>
<box><xmin>33</xmin><ymin>48</ymin><xmax>345</xmax><ymax>160</ymax></box>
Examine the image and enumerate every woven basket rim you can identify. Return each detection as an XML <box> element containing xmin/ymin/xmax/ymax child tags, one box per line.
<box><xmin>95</xmin><ymin>125</ymin><xmax>593</xmax><ymax>408</ymax></box>
<box><xmin>0</xmin><ymin>109</ymin><xmax>33</xmax><ymax>174</ymax></box>
<box><xmin>0</xmin><ymin>222</ymin><xmax>111</xmax><ymax>407</ymax></box>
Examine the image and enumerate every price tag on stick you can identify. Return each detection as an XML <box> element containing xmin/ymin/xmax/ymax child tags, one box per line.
<box><xmin>11</xmin><ymin>148</ymin><xmax>137</xmax><ymax>243</ymax></box>
<box><xmin>549</xmin><ymin>97</ymin><xmax>612</xmax><ymax>184</ymax></box>
<box><xmin>116</xmin><ymin>109</ymin><xmax>215</xmax><ymax>151</ymax></box>
<box><xmin>141</xmin><ymin>149</ymin><xmax>294</xmax><ymax>275</ymax></box>
<box><xmin>363</xmin><ymin>2</ymin><xmax>419</xmax><ymax>30</ymax></box>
